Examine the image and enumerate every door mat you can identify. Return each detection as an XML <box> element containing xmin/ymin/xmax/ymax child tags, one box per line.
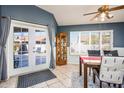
<box><xmin>17</xmin><ymin>69</ymin><xmax>56</xmax><ymax>88</ymax></box>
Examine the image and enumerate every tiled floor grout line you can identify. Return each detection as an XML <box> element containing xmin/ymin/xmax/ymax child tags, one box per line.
<box><xmin>45</xmin><ymin>82</ymin><xmax>49</xmax><ymax>88</ymax></box>
<box><xmin>57</xmin><ymin>69</ymin><xmax>72</xmax><ymax>79</ymax></box>
<box><xmin>57</xmin><ymin>78</ymin><xmax>68</xmax><ymax>88</ymax></box>
<box><xmin>55</xmin><ymin>69</ymin><xmax>75</xmax><ymax>88</ymax></box>
<box><xmin>46</xmin><ymin>80</ymin><xmax>58</xmax><ymax>87</ymax></box>
<box><xmin>15</xmin><ymin>77</ymin><xmax>18</xmax><ymax>88</ymax></box>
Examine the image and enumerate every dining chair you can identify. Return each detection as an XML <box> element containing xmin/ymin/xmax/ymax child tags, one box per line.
<box><xmin>103</xmin><ymin>50</ymin><xmax>118</xmax><ymax>57</ymax></box>
<box><xmin>87</xmin><ymin>50</ymin><xmax>101</xmax><ymax>75</ymax></box>
<box><xmin>93</xmin><ymin>56</ymin><xmax>124</xmax><ymax>88</ymax></box>
<box><xmin>88</xmin><ymin>50</ymin><xmax>101</xmax><ymax>56</ymax></box>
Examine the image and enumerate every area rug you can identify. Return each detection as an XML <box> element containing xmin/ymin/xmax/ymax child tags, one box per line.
<box><xmin>17</xmin><ymin>69</ymin><xmax>56</xmax><ymax>88</ymax></box>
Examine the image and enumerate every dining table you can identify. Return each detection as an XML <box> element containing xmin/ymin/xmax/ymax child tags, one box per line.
<box><xmin>79</xmin><ymin>56</ymin><xmax>101</xmax><ymax>88</ymax></box>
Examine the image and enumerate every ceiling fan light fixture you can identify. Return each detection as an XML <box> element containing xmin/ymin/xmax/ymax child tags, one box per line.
<box><xmin>108</xmin><ymin>13</ymin><xmax>114</xmax><ymax>19</ymax></box>
<box><xmin>94</xmin><ymin>17</ymin><xmax>98</xmax><ymax>21</ymax></box>
<box><xmin>101</xmin><ymin>17</ymin><xmax>105</xmax><ymax>22</ymax></box>
<box><xmin>83</xmin><ymin>5</ymin><xmax>124</xmax><ymax>22</ymax></box>
<box><xmin>100</xmin><ymin>12</ymin><xmax>106</xmax><ymax>18</ymax></box>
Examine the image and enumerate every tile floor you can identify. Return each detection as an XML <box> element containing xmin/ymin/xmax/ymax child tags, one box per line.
<box><xmin>0</xmin><ymin>64</ymin><xmax>123</xmax><ymax>88</ymax></box>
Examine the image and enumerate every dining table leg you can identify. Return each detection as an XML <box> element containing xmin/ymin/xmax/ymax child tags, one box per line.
<box><xmin>84</xmin><ymin>63</ymin><xmax>88</xmax><ymax>88</ymax></box>
<box><xmin>79</xmin><ymin>58</ymin><xmax>82</xmax><ymax>76</ymax></box>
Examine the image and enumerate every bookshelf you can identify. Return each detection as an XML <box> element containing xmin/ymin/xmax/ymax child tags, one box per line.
<box><xmin>56</xmin><ymin>32</ymin><xmax>67</xmax><ymax>65</ymax></box>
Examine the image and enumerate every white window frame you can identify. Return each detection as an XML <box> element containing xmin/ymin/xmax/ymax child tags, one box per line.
<box><xmin>70</xmin><ymin>30</ymin><xmax>113</xmax><ymax>55</ymax></box>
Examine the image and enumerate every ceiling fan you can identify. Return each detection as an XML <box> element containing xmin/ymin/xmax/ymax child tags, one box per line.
<box><xmin>83</xmin><ymin>5</ymin><xmax>124</xmax><ymax>21</ymax></box>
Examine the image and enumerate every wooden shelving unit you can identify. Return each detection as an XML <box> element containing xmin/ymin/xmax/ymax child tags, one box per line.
<box><xmin>56</xmin><ymin>32</ymin><xmax>67</xmax><ymax>66</ymax></box>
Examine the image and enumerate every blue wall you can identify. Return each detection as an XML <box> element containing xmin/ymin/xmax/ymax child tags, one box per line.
<box><xmin>0</xmin><ymin>5</ymin><xmax>58</xmax><ymax>71</ymax></box>
<box><xmin>0</xmin><ymin>6</ymin><xmax>1</xmax><ymax>17</ymax></box>
<box><xmin>57</xmin><ymin>22</ymin><xmax>124</xmax><ymax>47</ymax></box>
<box><xmin>0</xmin><ymin>5</ymin><xmax>57</xmax><ymax>43</ymax></box>
<box><xmin>0</xmin><ymin>6</ymin><xmax>1</xmax><ymax>37</ymax></box>
<box><xmin>1</xmin><ymin>5</ymin><xmax>124</xmax><ymax>48</ymax></box>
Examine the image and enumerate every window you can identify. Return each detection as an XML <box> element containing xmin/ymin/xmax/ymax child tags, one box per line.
<box><xmin>90</xmin><ymin>32</ymin><xmax>100</xmax><ymax>50</ymax></box>
<box><xmin>70</xmin><ymin>30</ymin><xmax>113</xmax><ymax>55</ymax></box>
<box><xmin>80</xmin><ymin>32</ymin><xmax>90</xmax><ymax>55</ymax></box>
<box><xmin>70</xmin><ymin>32</ymin><xmax>80</xmax><ymax>55</ymax></box>
<box><xmin>102</xmin><ymin>32</ymin><xmax>111</xmax><ymax>50</ymax></box>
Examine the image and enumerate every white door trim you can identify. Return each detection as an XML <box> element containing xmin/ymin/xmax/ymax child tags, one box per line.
<box><xmin>6</xmin><ymin>20</ymin><xmax>50</xmax><ymax>77</ymax></box>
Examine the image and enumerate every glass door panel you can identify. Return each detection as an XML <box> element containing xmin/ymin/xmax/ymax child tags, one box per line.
<box><xmin>35</xmin><ymin>30</ymin><xmax>46</xmax><ymax>65</ymax></box>
<box><xmin>21</xmin><ymin>28</ymin><xmax>29</xmax><ymax>67</ymax></box>
<box><xmin>13</xmin><ymin>27</ymin><xmax>29</xmax><ymax>69</ymax></box>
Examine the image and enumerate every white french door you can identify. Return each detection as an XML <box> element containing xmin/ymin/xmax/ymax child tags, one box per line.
<box><xmin>7</xmin><ymin>20</ymin><xmax>50</xmax><ymax>76</ymax></box>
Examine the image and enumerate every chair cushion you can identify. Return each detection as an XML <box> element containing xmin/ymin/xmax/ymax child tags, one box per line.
<box><xmin>99</xmin><ymin>57</ymin><xmax>124</xmax><ymax>84</ymax></box>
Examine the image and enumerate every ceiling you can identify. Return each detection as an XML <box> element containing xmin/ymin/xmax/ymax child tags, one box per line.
<box><xmin>38</xmin><ymin>5</ymin><xmax>124</xmax><ymax>26</ymax></box>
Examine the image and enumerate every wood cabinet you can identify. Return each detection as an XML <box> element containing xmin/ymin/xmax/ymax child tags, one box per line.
<box><xmin>56</xmin><ymin>32</ymin><xmax>67</xmax><ymax>65</ymax></box>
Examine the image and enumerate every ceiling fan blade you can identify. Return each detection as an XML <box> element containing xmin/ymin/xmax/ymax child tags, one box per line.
<box><xmin>83</xmin><ymin>12</ymin><xmax>98</xmax><ymax>16</ymax></box>
<box><xmin>90</xmin><ymin>13</ymin><xmax>100</xmax><ymax>21</ymax></box>
<box><xmin>109</xmin><ymin>5</ymin><xmax>124</xmax><ymax>11</ymax></box>
<box><xmin>103</xmin><ymin>5</ymin><xmax>109</xmax><ymax>9</ymax></box>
